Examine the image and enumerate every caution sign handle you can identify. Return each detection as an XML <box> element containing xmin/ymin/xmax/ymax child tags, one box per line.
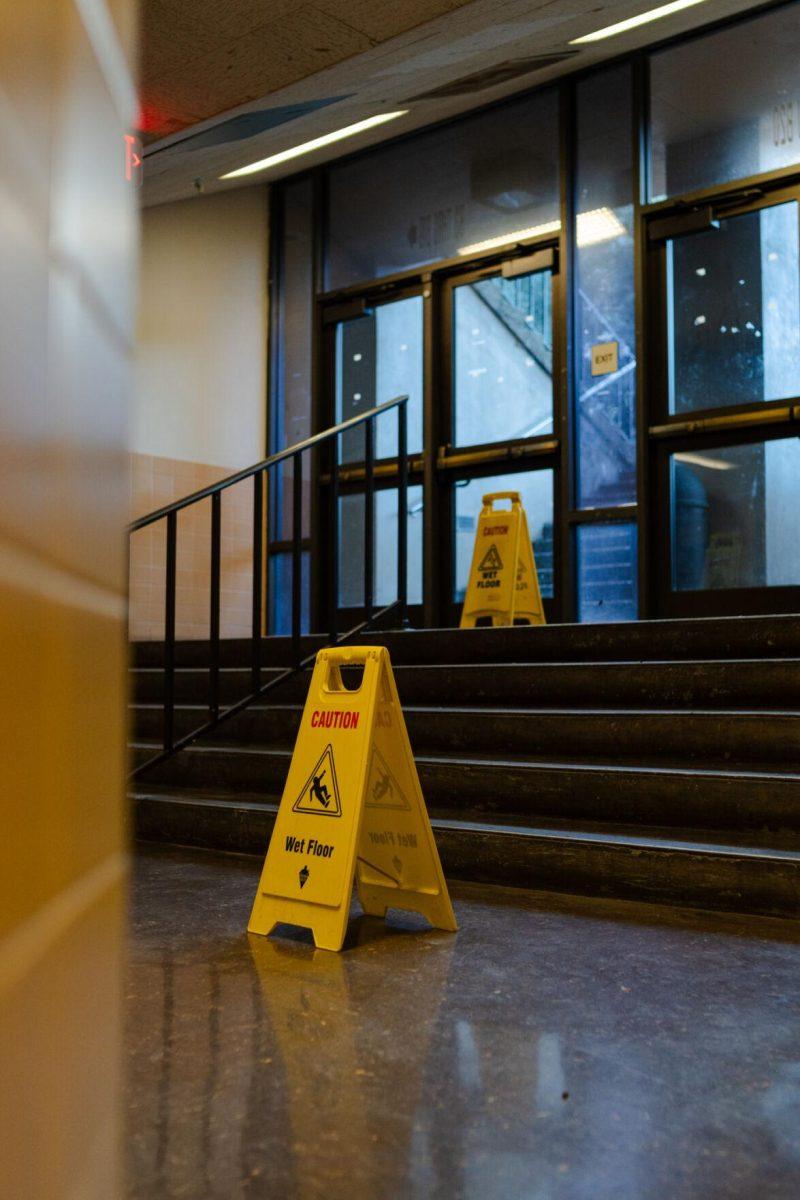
<box><xmin>481</xmin><ymin>490</ymin><xmax>521</xmax><ymax>504</ymax></box>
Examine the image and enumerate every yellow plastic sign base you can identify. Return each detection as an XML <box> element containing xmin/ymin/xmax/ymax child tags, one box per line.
<box><xmin>248</xmin><ymin>646</ymin><xmax>458</xmax><ymax>951</ymax></box>
<box><xmin>460</xmin><ymin>491</ymin><xmax>546</xmax><ymax>628</ymax></box>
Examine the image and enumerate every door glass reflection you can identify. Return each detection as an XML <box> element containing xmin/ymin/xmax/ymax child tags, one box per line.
<box><xmin>667</xmin><ymin>202</ymin><xmax>800</xmax><ymax>414</ymax></box>
<box><xmin>670</xmin><ymin>439</ymin><xmax>800</xmax><ymax>590</ymax></box>
<box><xmin>335</xmin><ymin>296</ymin><xmax>423</xmax><ymax>463</ymax></box>
<box><xmin>453</xmin><ymin>470</ymin><xmax>554</xmax><ymax>602</ymax></box>
<box><xmin>576</xmin><ymin>523</ymin><xmax>638</xmax><ymax>622</ymax></box>
<box><xmin>453</xmin><ymin>271</ymin><xmax>553</xmax><ymax>447</ymax></box>
<box><xmin>338</xmin><ymin>486</ymin><xmax>423</xmax><ymax>608</ymax></box>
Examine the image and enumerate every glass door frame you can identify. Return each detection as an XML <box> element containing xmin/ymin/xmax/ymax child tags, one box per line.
<box><xmin>643</xmin><ymin>177</ymin><xmax>800</xmax><ymax>617</ymax></box>
<box><xmin>314</xmin><ymin>230</ymin><xmax>568</xmax><ymax>630</ymax></box>
<box><xmin>315</xmin><ymin>281</ymin><xmax>428</xmax><ymax>632</ymax></box>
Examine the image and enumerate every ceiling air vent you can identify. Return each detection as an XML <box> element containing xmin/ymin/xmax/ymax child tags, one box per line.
<box><xmin>405</xmin><ymin>54</ymin><xmax>579</xmax><ymax>102</ymax></box>
<box><xmin>157</xmin><ymin>96</ymin><xmax>352</xmax><ymax>154</ymax></box>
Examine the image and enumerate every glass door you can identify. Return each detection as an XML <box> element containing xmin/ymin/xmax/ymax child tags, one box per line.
<box><xmin>324</xmin><ymin>289</ymin><xmax>426</xmax><ymax>625</ymax></box>
<box><xmin>438</xmin><ymin>250</ymin><xmax>561</xmax><ymax>624</ymax></box>
<box><xmin>646</xmin><ymin>189</ymin><xmax>800</xmax><ymax>615</ymax></box>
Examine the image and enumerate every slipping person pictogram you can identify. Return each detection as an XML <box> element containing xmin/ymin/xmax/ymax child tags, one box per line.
<box><xmin>478</xmin><ymin>543</ymin><xmax>503</xmax><ymax>573</ymax></box>
<box><xmin>366</xmin><ymin>745</ymin><xmax>410</xmax><ymax>810</ymax></box>
<box><xmin>311</xmin><ymin>771</ymin><xmax>331</xmax><ymax>808</ymax></box>
<box><xmin>292</xmin><ymin>745</ymin><xmax>343</xmax><ymax>817</ymax></box>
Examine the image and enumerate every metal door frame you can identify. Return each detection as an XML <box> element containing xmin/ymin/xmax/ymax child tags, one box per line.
<box><xmin>642</xmin><ymin>178</ymin><xmax>800</xmax><ymax>617</ymax></box>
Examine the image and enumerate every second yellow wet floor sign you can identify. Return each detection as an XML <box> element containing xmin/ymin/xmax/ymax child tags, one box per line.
<box><xmin>248</xmin><ymin>646</ymin><xmax>457</xmax><ymax>951</ymax></box>
<box><xmin>460</xmin><ymin>491</ymin><xmax>545</xmax><ymax>628</ymax></box>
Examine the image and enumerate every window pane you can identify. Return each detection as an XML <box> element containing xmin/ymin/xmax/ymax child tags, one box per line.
<box><xmin>667</xmin><ymin>203</ymin><xmax>800</xmax><ymax>414</ymax></box>
<box><xmin>271</xmin><ymin>181</ymin><xmax>313</xmax><ymax>542</ymax></box>
<box><xmin>577</xmin><ymin>524</ymin><xmax>638</xmax><ymax>623</ymax></box>
<box><xmin>575</xmin><ymin>65</ymin><xmax>637</xmax><ymax>508</ymax></box>
<box><xmin>335</xmin><ymin>296</ymin><xmax>423</xmax><ymax>462</ymax></box>
<box><xmin>273</xmin><ymin>180</ymin><xmax>312</xmax><ymax>449</ymax></box>
<box><xmin>649</xmin><ymin>4</ymin><xmax>800</xmax><ymax>201</ymax></box>
<box><xmin>338</xmin><ymin>486</ymin><xmax>423</xmax><ymax>607</ymax></box>
<box><xmin>327</xmin><ymin>90</ymin><xmax>559</xmax><ymax>289</ymax></box>
<box><xmin>268</xmin><ymin>552</ymin><xmax>310</xmax><ymax>635</ymax></box>
<box><xmin>670</xmin><ymin>440</ymin><xmax>800</xmax><ymax>590</ymax></box>
<box><xmin>453</xmin><ymin>271</ymin><xmax>553</xmax><ymax>447</ymax></box>
<box><xmin>454</xmin><ymin>470</ymin><xmax>554</xmax><ymax>601</ymax></box>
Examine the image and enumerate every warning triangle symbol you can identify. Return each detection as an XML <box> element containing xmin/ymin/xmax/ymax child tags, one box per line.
<box><xmin>478</xmin><ymin>543</ymin><xmax>503</xmax><ymax>572</ymax></box>
<box><xmin>366</xmin><ymin>745</ymin><xmax>411</xmax><ymax>811</ymax></box>
<box><xmin>292</xmin><ymin>745</ymin><xmax>342</xmax><ymax>817</ymax></box>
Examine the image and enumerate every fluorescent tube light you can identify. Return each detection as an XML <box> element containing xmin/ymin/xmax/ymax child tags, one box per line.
<box><xmin>674</xmin><ymin>452</ymin><xmax>735</xmax><ymax>471</ymax></box>
<box><xmin>570</xmin><ymin>0</ymin><xmax>710</xmax><ymax>44</ymax></box>
<box><xmin>457</xmin><ymin>221</ymin><xmax>561</xmax><ymax>256</ymax></box>
<box><xmin>455</xmin><ymin>207</ymin><xmax>625</xmax><ymax>259</ymax></box>
<box><xmin>576</xmin><ymin>207</ymin><xmax>627</xmax><ymax>246</ymax></box>
<box><xmin>220</xmin><ymin>111</ymin><xmax>408</xmax><ymax>179</ymax></box>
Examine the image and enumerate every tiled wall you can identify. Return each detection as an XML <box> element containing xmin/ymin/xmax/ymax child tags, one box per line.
<box><xmin>129</xmin><ymin>452</ymin><xmax>255</xmax><ymax>640</ymax></box>
<box><xmin>0</xmin><ymin>1</ymin><xmax>136</xmax><ymax>1196</ymax></box>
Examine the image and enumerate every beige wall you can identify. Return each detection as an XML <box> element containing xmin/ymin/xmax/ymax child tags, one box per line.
<box><xmin>134</xmin><ymin>186</ymin><xmax>269</xmax><ymax>469</ymax></box>
<box><xmin>0</xmin><ymin>1</ymin><xmax>136</xmax><ymax>1197</ymax></box>
<box><xmin>131</xmin><ymin>187</ymin><xmax>269</xmax><ymax>639</ymax></box>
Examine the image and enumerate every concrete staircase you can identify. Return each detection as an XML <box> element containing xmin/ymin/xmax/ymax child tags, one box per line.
<box><xmin>129</xmin><ymin>615</ymin><xmax>800</xmax><ymax>918</ymax></box>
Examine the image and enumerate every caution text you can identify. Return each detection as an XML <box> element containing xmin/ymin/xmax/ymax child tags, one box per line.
<box><xmin>310</xmin><ymin>710</ymin><xmax>360</xmax><ymax>729</ymax></box>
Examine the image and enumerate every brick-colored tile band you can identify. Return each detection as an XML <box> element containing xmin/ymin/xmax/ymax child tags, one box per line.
<box><xmin>129</xmin><ymin>453</ymin><xmax>254</xmax><ymax>640</ymax></box>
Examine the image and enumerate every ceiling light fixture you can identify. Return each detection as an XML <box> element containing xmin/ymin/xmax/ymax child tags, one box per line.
<box><xmin>674</xmin><ymin>452</ymin><xmax>735</xmax><ymax>472</ymax></box>
<box><xmin>220</xmin><ymin>111</ymin><xmax>409</xmax><ymax>179</ymax></box>
<box><xmin>455</xmin><ymin>207</ymin><xmax>626</xmax><ymax>258</ymax></box>
<box><xmin>457</xmin><ymin>221</ymin><xmax>562</xmax><ymax>256</ymax></box>
<box><xmin>576</xmin><ymin>207</ymin><xmax>627</xmax><ymax>246</ymax></box>
<box><xmin>569</xmin><ymin>0</ymin><xmax>710</xmax><ymax>44</ymax></box>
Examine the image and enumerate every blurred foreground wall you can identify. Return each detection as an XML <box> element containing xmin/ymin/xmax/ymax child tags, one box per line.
<box><xmin>0</xmin><ymin>2</ymin><xmax>137</xmax><ymax>1195</ymax></box>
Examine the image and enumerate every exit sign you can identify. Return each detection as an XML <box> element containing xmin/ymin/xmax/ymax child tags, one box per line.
<box><xmin>591</xmin><ymin>341</ymin><xmax>618</xmax><ymax>376</ymax></box>
<box><xmin>124</xmin><ymin>134</ymin><xmax>143</xmax><ymax>187</ymax></box>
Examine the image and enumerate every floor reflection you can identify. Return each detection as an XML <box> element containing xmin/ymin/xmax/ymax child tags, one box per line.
<box><xmin>126</xmin><ymin>847</ymin><xmax>800</xmax><ymax>1200</ymax></box>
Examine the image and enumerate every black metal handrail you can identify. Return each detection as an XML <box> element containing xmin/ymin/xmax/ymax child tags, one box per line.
<box><xmin>129</xmin><ymin>395</ymin><xmax>409</xmax><ymax>778</ymax></box>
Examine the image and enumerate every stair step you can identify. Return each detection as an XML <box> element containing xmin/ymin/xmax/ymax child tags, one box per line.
<box><xmin>131</xmin><ymin>789</ymin><xmax>800</xmax><ymax>919</ymax></box>
<box><xmin>129</xmin><ymin>741</ymin><xmax>800</xmax><ymax>834</ymax></box>
<box><xmin>129</xmin><ymin>613</ymin><xmax>800</xmax><ymax>669</ymax></box>
<box><xmin>130</xmin><ymin>703</ymin><xmax>800</xmax><ymax>768</ymax></box>
<box><xmin>130</xmin><ymin>658</ymin><xmax>800</xmax><ymax>708</ymax></box>
<box><xmin>128</xmin><ymin>614</ymin><xmax>800</xmax><ymax>920</ymax></box>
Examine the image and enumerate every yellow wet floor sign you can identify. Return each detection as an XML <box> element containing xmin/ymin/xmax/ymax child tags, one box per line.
<box><xmin>460</xmin><ymin>491</ymin><xmax>545</xmax><ymax>628</ymax></box>
<box><xmin>248</xmin><ymin>646</ymin><xmax>457</xmax><ymax>951</ymax></box>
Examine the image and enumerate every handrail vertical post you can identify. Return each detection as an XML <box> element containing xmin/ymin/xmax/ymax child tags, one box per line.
<box><xmin>129</xmin><ymin>396</ymin><xmax>410</xmax><ymax>782</ymax></box>
<box><xmin>209</xmin><ymin>492</ymin><xmax>221</xmax><ymax>720</ymax></box>
<box><xmin>329</xmin><ymin>435</ymin><xmax>339</xmax><ymax>642</ymax></box>
<box><xmin>292</xmin><ymin>452</ymin><xmax>303</xmax><ymax>666</ymax></box>
<box><xmin>252</xmin><ymin>470</ymin><xmax>263</xmax><ymax>689</ymax></box>
<box><xmin>364</xmin><ymin>416</ymin><xmax>375</xmax><ymax>624</ymax></box>
<box><xmin>397</xmin><ymin>398</ymin><xmax>408</xmax><ymax>627</ymax></box>
<box><xmin>164</xmin><ymin>510</ymin><xmax>177</xmax><ymax>753</ymax></box>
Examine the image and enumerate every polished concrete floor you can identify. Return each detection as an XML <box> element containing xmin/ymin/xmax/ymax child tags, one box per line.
<box><xmin>126</xmin><ymin>845</ymin><xmax>800</xmax><ymax>1200</ymax></box>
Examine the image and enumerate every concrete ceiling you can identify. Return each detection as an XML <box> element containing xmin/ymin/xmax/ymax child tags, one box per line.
<box><xmin>139</xmin><ymin>0</ymin><xmax>773</xmax><ymax>207</ymax></box>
